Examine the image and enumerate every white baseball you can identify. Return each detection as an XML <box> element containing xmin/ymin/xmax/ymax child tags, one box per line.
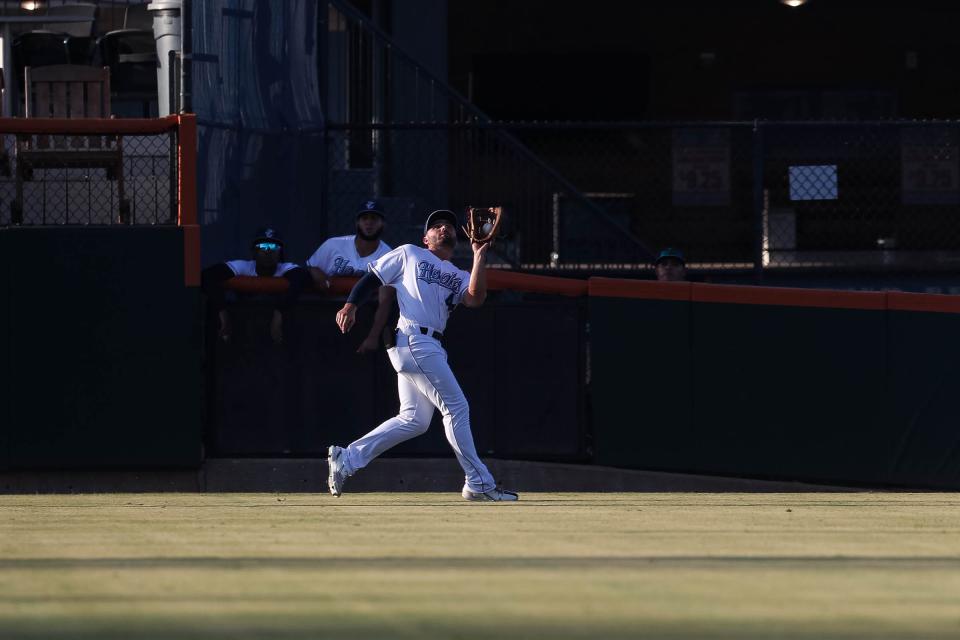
<box><xmin>481</xmin><ymin>222</ymin><xmax>493</xmax><ymax>235</ymax></box>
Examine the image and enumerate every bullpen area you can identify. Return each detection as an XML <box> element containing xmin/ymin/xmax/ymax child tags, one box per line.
<box><xmin>3</xmin><ymin>492</ymin><xmax>959</xmax><ymax>639</ymax></box>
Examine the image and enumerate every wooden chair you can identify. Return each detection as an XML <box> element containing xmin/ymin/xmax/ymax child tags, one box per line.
<box><xmin>13</xmin><ymin>64</ymin><xmax>129</xmax><ymax>224</ymax></box>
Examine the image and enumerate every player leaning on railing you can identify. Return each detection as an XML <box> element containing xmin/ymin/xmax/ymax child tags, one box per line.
<box><xmin>201</xmin><ymin>227</ymin><xmax>311</xmax><ymax>345</ymax></box>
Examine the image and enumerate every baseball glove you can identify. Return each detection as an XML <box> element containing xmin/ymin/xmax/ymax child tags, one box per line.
<box><xmin>463</xmin><ymin>206</ymin><xmax>503</xmax><ymax>245</ymax></box>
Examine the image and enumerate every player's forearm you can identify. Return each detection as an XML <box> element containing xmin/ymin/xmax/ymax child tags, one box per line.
<box><xmin>307</xmin><ymin>266</ymin><xmax>331</xmax><ymax>291</ymax></box>
<box><xmin>365</xmin><ymin>287</ymin><xmax>396</xmax><ymax>339</ymax></box>
<box><xmin>466</xmin><ymin>260</ymin><xmax>487</xmax><ymax>306</ymax></box>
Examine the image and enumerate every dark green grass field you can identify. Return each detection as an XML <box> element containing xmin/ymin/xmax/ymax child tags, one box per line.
<box><xmin>2</xmin><ymin>493</ymin><xmax>959</xmax><ymax>639</ymax></box>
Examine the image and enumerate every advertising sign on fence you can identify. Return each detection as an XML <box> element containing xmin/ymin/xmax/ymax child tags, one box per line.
<box><xmin>900</xmin><ymin>128</ymin><xmax>960</xmax><ymax>205</ymax></box>
<box><xmin>672</xmin><ymin>128</ymin><xmax>731</xmax><ymax>206</ymax></box>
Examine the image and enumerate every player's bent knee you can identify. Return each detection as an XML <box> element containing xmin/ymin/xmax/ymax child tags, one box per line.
<box><xmin>398</xmin><ymin>411</ymin><xmax>431</xmax><ymax>435</ymax></box>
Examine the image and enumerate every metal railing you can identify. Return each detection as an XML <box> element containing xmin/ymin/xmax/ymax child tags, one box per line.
<box><xmin>325</xmin><ymin>118</ymin><xmax>960</xmax><ymax>273</ymax></box>
<box><xmin>0</xmin><ymin>115</ymin><xmax>189</xmax><ymax>227</ymax></box>
<box><xmin>321</xmin><ymin>0</ymin><xmax>960</xmax><ymax>274</ymax></box>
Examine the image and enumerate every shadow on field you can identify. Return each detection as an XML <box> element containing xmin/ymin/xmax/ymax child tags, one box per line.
<box><xmin>3</xmin><ymin>556</ymin><xmax>960</xmax><ymax>570</ymax></box>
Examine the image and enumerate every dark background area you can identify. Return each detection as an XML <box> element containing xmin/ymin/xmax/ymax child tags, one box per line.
<box><xmin>444</xmin><ymin>0</ymin><xmax>960</xmax><ymax>121</ymax></box>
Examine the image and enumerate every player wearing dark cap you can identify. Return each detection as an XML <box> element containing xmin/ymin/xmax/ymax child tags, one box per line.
<box><xmin>655</xmin><ymin>247</ymin><xmax>687</xmax><ymax>282</ymax></box>
<box><xmin>327</xmin><ymin>208</ymin><xmax>519</xmax><ymax>502</ymax></box>
<box><xmin>306</xmin><ymin>200</ymin><xmax>392</xmax><ymax>289</ymax></box>
<box><xmin>306</xmin><ymin>200</ymin><xmax>395</xmax><ymax>353</ymax></box>
<box><xmin>201</xmin><ymin>226</ymin><xmax>310</xmax><ymax>344</ymax></box>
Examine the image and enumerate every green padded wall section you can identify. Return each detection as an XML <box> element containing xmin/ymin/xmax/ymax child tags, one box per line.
<box><xmin>590</xmin><ymin>296</ymin><xmax>691</xmax><ymax>469</ymax></box>
<box><xmin>690</xmin><ymin>303</ymin><xmax>887</xmax><ymax>484</ymax></box>
<box><xmin>0</xmin><ymin>230</ymin><xmax>9</xmax><ymax>470</ymax></box>
<box><xmin>885</xmin><ymin>310</ymin><xmax>960</xmax><ymax>488</ymax></box>
<box><xmin>5</xmin><ymin>227</ymin><xmax>202</xmax><ymax>469</ymax></box>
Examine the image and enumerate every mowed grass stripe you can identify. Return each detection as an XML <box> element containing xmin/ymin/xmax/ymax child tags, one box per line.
<box><xmin>1</xmin><ymin>492</ymin><xmax>959</xmax><ymax>640</ymax></box>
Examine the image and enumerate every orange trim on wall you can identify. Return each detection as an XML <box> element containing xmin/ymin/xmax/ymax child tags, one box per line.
<box><xmin>182</xmin><ymin>224</ymin><xmax>200</xmax><ymax>287</ymax></box>
<box><xmin>177</xmin><ymin>114</ymin><xmax>198</xmax><ymax>226</ymax></box>
<box><xmin>588</xmin><ymin>277</ymin><xmax>691</xmax><ymax>301</ymax></box>
<box><xmin>487</xmin><ymin>269</ymin><xmax>588</xmax><ymax>296</ymax></box>
<box><xmin>0</xmin><ymin>115</ymin><xmax>179</xmax><ymax>135</ymax></box>
<box><xmin>888</xmin><ymin>291</ymin><xmax>960</xmax><ymax>314</ymax></box>
<box><xmin>219</xmin><ymin>271</ymin><xmax>960</xmax><ymax>315</ymax></box>
<box><xmin>226</xmin><ymin>276</ymin><xmax>290</xmax><ymax>294</ymax></box>
<box><xmin>329</xmin><ymin>276</ymin><xmax>360</xmax><ymax>295</ymax></box>
<box><xmin>691</xmin><ymin>283</ymin><xmax>887</xmax><ymax>310</ymax></box>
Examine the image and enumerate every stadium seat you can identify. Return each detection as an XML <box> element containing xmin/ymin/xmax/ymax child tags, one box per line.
<box><xmin>94</xmin><ymin>29</ymin><xmax>158</xmax><ymax>117</ymax></box>
<box><xmin>13</xmin><ymin>65</ymin><xmax>130</xmax><ymax>224</ymax></box>
<box><xmin>42</xmin><ymin>2</ymin><xmax>98</xmax><ymax>63</ymax></box>
<box><xmin>12</xmin><ymin>31</ymin><xmax>71</xmax><ymax>111</ymax></box>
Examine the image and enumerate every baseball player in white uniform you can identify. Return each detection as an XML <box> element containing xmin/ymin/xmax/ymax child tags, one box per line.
<box><xmin>328</xmin><ymin>209</ymin><xmax>519</xmax><ymax>501</ymax></box>
<box><xmin>306</xmin><ymin>199</ymin><xmax>392</xmax><ymax>288</ymax></box>
<box><xmin>307</xmin><ymin>200</ymin><xmax>395</xmax><ymax>354</ymax></box>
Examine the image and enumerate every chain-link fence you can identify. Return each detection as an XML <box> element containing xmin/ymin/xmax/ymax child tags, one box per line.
<box><xmin>324</xmin><ymin>123</ymin><xmax>653</xmax><ymax>269</ymax></box>
<box><xmin>0</xmin><ymin>120</ymin><xmax>179</xmax><ymax>226</ymax></box>
<box><xmin>324</xmin><ymin>120</ymin><xmax>960</xmax><ymax>273</ymax></box>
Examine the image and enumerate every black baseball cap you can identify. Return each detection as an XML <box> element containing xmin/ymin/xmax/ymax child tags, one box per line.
<box><xmin>424</xmin><ymin>209</ymin><xmax>458</xmax><ymax>235</ymax></box>
<box><xmin>655</xmin><ymin>247</ymin><xmax>685</xmax><ymax>265</ymax></box>
<box><xmin>357</xmin><ymin>199</ymin><xmax>385</xmax><ymax>219</ymax></box>
<box><xmin>253</xmin><ymin>226</ymin><xmax>284</xmax><ymax>247</ymax></box>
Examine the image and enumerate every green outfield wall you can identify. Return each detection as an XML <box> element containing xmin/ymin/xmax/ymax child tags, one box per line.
<box><xmin>0</xmin><ymin>226</ymin><xmax>202</xmax><ymax>470</ymax></box>
<box><xmin>7</xmin><ymin>247</ymin><xmax>960</xmax><ymax>491</ymax></box>
<box><xmin>1</xmin><ymin>231</ymin><xmax>9</xmax><ymax>470</ymax></box>
<box><xmin>206</xmin><ymin>296</ymin><xmax>587</xmax><ymax>461</ymax></box>
<box><xmin>590</xmin><ymin>282</ymin><xmax>960</xmax><ymax>489</ymax></box>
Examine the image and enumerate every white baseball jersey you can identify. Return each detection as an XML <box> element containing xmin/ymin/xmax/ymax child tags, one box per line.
<box><xmin>368</xmin><ymin>244</ymin><xmax>470</xmax><ymax>333</ymax></box>
<box><xmin>338</xmin><ymin>242</ymin><xmax>499</xmax><ymax>495</ymax></box>
<box><xmin>225</xmin><ymin>260</ymin><xmax>299</xmax><ymax>277</ymax></box>
<box><xmin>306</xmin><ymin>235</ymin><xmax>391</xmax><ymax>277</ymax></box>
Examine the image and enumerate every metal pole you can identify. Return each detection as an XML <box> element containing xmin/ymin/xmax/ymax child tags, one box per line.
<box><xmin>179</xmin><ymin>0</ymin><xmax>192</xmax><ymax>113</ymax></box>
<box><xmin>752</xmin><ymin>120</ymin><xmax>765</xmax><ymax>283</ymax></box>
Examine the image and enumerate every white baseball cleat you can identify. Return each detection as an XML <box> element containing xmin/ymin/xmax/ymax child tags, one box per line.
<box><xmin>327</xmin><ymin>445</ymin><xmax>347</xmax><ymax>497</ymax></box>
<box><xmin>462</xmin><ymin>486</ymin><xmax>519</xmax><ymax>502</ymax></box>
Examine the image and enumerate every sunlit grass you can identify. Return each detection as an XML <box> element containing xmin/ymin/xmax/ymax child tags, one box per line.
<box><xmin>2</xmin><ymin>492</ymin><xmax>959</xmax><ymax>639</ymax></box>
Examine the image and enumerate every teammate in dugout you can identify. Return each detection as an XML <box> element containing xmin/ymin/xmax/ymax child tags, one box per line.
<box><xmin>201</xmin><ymin>227</ymin><xmax>310</xmax><ymax>344</ymax></box>
<box><xmin>306</xmin><ymin>199</ymin><xmax>396</xmax><ymax>353</ymax></box>
<box><xmin>306</xmin><ymin>199</ymin><xmax>392</xmax><ymax>286</ymax></box>
<box><xmin>327</xmin><ymin>209</ymin><xmax>519</xmax><ymax>501</ymax></box>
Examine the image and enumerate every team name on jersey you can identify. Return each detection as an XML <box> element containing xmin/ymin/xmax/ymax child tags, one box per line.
<box><xmin>416</xmin><ymin>260</ymin><xmax>463</xmax><ymax>293</ymax></box>
<box><xmin>332</xmin><ymin>256</ymin><xmax>357</xmax><ymax>275</ymax></box>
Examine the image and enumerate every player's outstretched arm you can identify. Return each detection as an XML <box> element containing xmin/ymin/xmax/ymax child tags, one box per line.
<box><xmin>462</xmin><ymin>241</ymin><xmax>489</xmax><ymax>308</ymax></box>
<box><xmin>337</xmin><ymin>271</ymin><xmax>381</xmax><ymax>333</ymax></box>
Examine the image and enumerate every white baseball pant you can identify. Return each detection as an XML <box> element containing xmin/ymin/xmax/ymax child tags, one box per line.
<box><xmin>340</xmin><ymin>330</ymin><xmax>497</xmax><ymax>493</ymax></box>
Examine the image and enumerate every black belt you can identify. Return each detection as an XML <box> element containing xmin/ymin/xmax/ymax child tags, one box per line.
<box><xmin>398</xmin><ymin>327</ymin><xmax>444</xmax><ymax>340</ymax></box>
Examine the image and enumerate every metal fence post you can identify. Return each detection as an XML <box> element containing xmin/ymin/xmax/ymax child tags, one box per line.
<box><xmin>752</xmin><ymin>120</ymin><xmax>765</xmax><ymax>282</ymax></box>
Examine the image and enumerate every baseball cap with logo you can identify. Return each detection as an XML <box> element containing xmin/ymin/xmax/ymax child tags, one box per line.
<box><xmin>357</xmin><ymin>199</ymin><xmax>385</xmax><ymax>219</ymax></box>
<box><xmin>252</xmin><ymin>226</ymin><xmax>284</xmax><ymax>249</ymax></box>
<box><xmin>655</xmin><ymin>247</ymin><xmax>685</xmax><ymax>265</ymax></box>
<box><xmin>253</xmin><ymin>226</ymin><xmax>283</xmax><ymax>244</ymax></box>
<box><xmin>423</xmin><ymin>209</ymin><xmax>458</xmax><ymax>235</ymax></box>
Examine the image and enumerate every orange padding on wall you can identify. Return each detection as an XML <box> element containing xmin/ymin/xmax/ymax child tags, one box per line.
<box><xmin>487</xmin><ymin>270</ymin><xmax>588</xmax><ymax>296</ymax></box>
<box><xmin>223</xmin><ymin>271</ymin><xmax>960</xmax><ymax>314</ymax></box>
<box><xmin>888</xmin><ymin>291</ymin><xmax>960</xmax><ymax>314</ymax></box>
<box><xmin>0</xmin><ymin>115</ymin><xmax>180</xmax><ymax>135</ymax></box>
<box><xmin>589</xmin><ymin>277</ymin><xmax>691</xmax><ymax>301</ymax></box>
